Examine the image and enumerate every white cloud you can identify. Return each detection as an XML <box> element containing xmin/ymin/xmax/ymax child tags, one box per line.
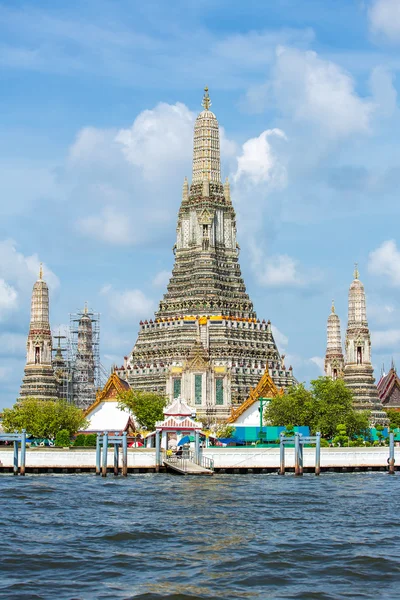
<box><xmin>152</xmin><ymin>270</ymin><xmax>171</xmax><ymax>288</ymax></box>
<box><xmin>0</xmin><ymin>366</ymin><xmax>11</xmax><ymax>381</ymax></box>
<box><xmin>368</xmin><ymin>302</ymin><xmax>396</xmax><ymax>325</ymax></box>
<box><xmin>0</xmin><ymin>239</ymin><xmax>59</xmax><ymax>292</ymax></box>
<box><xmin>101</xmin><ymin>284</ymin><xmax>155</xmax><ymax>323</ymax></box>
<box><xmin>271</xmin><ymin>325</ymin><xmax>288</xmax><ymax>351</ymax></box>
<box><xmin>371</xmin><ymin>328</ymin><xmax>400</xmax><ymax>349</ymax></box>
<box><xmin>310</xmin><ymin>356</ymin><xmax>325</xmax><ymax>374</ymax></box>
<box><xmin>115</xmin><ymin>102</ymin><xmax>195</xmax><ymax>180</ymax></box>
<box><xmin>272</xmin><ymin>46</ymin><xmax>374</xmax><ymax>138</ymax></box>
<box><xmin>0</xmin><ymin>333</ymin><xmax>26</xmax><ymax>356</ymax></box>
<box><xmin>369</xmin><ymin>0</ymin><xmax>400</xmax><ymax>43</ymax></box>
<box><xmin>250</xmin><ymin>243</ymin><xmax>304</xmax><ymax>288</ymax></box>
<box><xmin>368</xmin><ymin>239</ymin><xmax>400</xmax><ymax>286</ymax></box>
<box><xmin>259</xmin><ymin>254</ymin><xmax>302</xmax><ymax>287</ymax></box>
<box><xmin>0</xmin><ymin>279</ymin><xmax>18</xmax><ymax>319</ymax></box>
<box><xmin>369</xmin><ymin>66</ymin><xmax>397</xmax><ymax>117</ymax></box>
<box><xmin>77</xmin><ymin>206</ymin><xmax>133</xmax><ymax>246</ymax></box>
<box><xmin>234</xmin><ymin>128</ymin><xmax>287</xmax><ymax>186</ymax></box>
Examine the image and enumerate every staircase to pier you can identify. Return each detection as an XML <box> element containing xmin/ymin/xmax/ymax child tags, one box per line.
<box><xmin>163</xmin><ymin>451</ymin><xmax>214</xmax><ymax>475</ymax></box>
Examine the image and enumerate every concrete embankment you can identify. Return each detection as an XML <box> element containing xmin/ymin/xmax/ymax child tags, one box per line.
<box><xmin>0</xmin><ymin>446</ymin><xmax>398</xmax><ymax>474</ymax></box>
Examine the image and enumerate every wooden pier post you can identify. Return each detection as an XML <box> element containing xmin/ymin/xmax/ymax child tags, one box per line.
<box><xmin>95</xmin><ymin>434</ymin><xmax>101</xmax><ymax>475</ymax></box>
<box><xmin>122</xmin><ymin>432</ymin><xmax>128</xmax><ymax>477</ymax></box>
<box><xmin>155</xmin><ymin>429</ymin><xmax>161</xmax><ymax>473</ymax></box>
<box><xmin>20</xmin><ymin>429</ymin><xmax>26</xmax><ymax>476</ymax></box>
<box><xmin>279</xmin><ymin>432</ymin><xmax>285</xmax><ymax>475</ymax></box>
<box><xmin>388</xmin><ymin>432</ymin><xmax>395</xmax><ymax>475</ymax></box>
<box><xmin>315</xmin><ymin>432</ymin><xmax>321</xmax><ymax>476</ymax></box>
<box><xmin>294</xmin><ymin>433</ymin><xmax>300</xmax><ymax>476</ymax></box>
<box><xmin>102</xmin><ymin>432</ymin><xmax>108</xmax><ymax>477</ymax></box>
<box><xmin>113</xmin><ymin>439</ymin><xmax>119</xmax><ymax>477</ymax></box>
<box><xmin>13</xmin><ymin>439</ymin><xmax>19</xmax><ymax>476</ymax></box>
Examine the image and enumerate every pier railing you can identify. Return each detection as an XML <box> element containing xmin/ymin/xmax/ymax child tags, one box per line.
<box><xmin>163</xmin><ymin>450</ymin><xmax>214</xmax><ymax>472</ymax></box>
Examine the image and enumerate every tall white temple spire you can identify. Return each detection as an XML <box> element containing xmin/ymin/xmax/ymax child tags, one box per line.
<box><xmin>20</xmin><ymin>266</ymin><xmax>58</xmax><ymax>399</ymax></box>
<box><xmin>191</xmin><ymin>87</ymin><xmax>221</xmax><ymax>184</ymax></box>
<box><xmin>343</xmin><ymin>266</ymin><xmax>388</xmax><ymax>424</ymax></box>
<box><xmin>324</xmin><ymin>300</ymin><xmax>344</xmax><ymax>380</ymax></box>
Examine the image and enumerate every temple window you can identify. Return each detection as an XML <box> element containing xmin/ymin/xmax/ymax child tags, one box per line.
<box><xmin>216</xmin><ymin>379</ymin><xmax>223</xmax><ymax>405</ymax></box>
<box><xmin>333</xmin><ymin>368</ymin><xmax>337</xmax><ymax>380</ymax></box>
<box><xmin>173</xmin><ymin>378</ymin><xmax>181</xmax><ymax>399</ymax></box>
<box><xmin>35</xmin><ymin>346</ymin><xmax>40</xmax><ymax>364</ymax></box>
<box><xmin>194</xmin><ymin>374</ymin><xmax>202</xmax><ymax>405</ymax></box>
<box><xmin>357</xmin><ymin>346</ymin><xmax>362</xmax><ymax>365</ymax></box>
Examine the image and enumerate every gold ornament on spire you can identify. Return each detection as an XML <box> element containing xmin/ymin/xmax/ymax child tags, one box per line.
<box><xmin>331</xmin><ymin>300</ymin><xmax>335</xmax><ymax>314</ymax></box>
<box><xmin>202</xmin><ymin>86</ymin><xmax>211</xmax><ymax>110</ymax></box>
<box><xmin>39</xmin><ymin>263</ymin><xmax>43</xmax><ymax>280</ymax></box>
<box><xmin>354</xmin><ymin>262</ymin><xmax>359</xmax><ymax>279</ymax></box>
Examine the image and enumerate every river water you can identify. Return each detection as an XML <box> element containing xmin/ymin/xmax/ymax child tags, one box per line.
<box><xmin>0</xmin><ymin>473</ymin><xmax>399</xmax><ymax>600</ymax></box>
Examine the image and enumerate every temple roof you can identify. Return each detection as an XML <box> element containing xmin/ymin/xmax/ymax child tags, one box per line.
<box><xmin>377</xmin><ymin>367</ymin><xmax>400</xmax><ymax>403</ymax></box>
<box><xmin>164</xmin><ymin>397</ymin><xmax>193</xmax><ymax>417</ymax></box>
<box><xmin>227</xmin><ymin>365</ymin><xmax>283</xmax><ymax>424</ymax></box>
<box><xmin>84</xmin><ymin>372</ymin><xmax>130</xmax><ymax>416</ymax></box>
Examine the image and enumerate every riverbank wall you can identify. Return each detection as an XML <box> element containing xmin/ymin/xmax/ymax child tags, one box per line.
<box><xmin>0</xmin><ymin>446</ymin><xmax>398</xmax><ymax>474</ymax></box>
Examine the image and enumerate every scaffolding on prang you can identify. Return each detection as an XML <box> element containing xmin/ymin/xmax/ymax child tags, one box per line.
<box><xmin>63</xmin><ymin>305</ymin><xmax>107</xmax><ymax>409</ymax></box>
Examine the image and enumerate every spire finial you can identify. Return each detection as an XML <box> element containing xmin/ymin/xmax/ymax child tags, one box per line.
<box><xmin>39</xmin><ymin>263</ymin><xmax>43</xmax><ymax>280</ymax></box>
<box><xmin>331</xmin><ymin>299</ymin><xmax>335</xmax><ymax>314</ymax></box>
<box><xmin>202</xmin><ymin>86</ymin><xmax>211</xmax><ymax>110</ymax></box>
<box><xmin>354</xmin><ymin>262</ymin><xmax>359</xmax><ymax>279</ymax></box>
<box><xmin>84</xmin><ymin>301</ymin><xmax>88</xmax><ymax>314</ymax></box>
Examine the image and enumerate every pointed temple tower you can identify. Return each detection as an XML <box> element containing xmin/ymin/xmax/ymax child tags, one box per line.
<box><xmin>71</xmin><ymin>304</ymin><xmax>96</xmax><ymax>409</ymax></box>
<box><xmin>125</xmin><ymin>88</ymin><xmax>295</xmax><ymax>420</ymax></box>
<box><xmin>20</xmin><ymin>265</ymin><xmax>58</xmax><ymax>399</ymax></box>
<box><xmin>343</xmin><ymin>265</ymin><xmax>387</xmax><ymax>424</ymax></box>
<box><xmin>324</xmin><ymin>301</ymin><xmax>344</xmax><ymax>380</ymax></box>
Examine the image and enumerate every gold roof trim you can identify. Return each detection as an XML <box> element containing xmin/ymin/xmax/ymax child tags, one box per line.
<box><xmin>226</xmin><ymin>365</ymin><xmax>283</xmax><ymax>424</ymax></box>
<box><xmin>84</xmin><ymin>373</ymin><xmax>130</xmax><ymax>417</ymax></box>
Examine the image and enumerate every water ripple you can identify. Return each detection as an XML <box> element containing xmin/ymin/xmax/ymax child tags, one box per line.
<box><xmin>0</xmin><ymin>473</ymin><xmax>399</xmax><ymax>599</ymax></box>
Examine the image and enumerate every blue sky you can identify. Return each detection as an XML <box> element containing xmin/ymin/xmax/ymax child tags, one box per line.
<box><xmin>2</xmin><ymin>0</ymin><xmax>400</xmax><ymax>408</ymax></box>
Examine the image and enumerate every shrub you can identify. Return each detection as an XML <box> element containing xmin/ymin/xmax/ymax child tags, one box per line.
<box><xmin>55</xmin><ymin>429</ymin><xmax>71</xmax><ymax>447</ymax></box>
<box><xmin>84</xmin><ymin>433</ymin><xmax>97</xmax><ymax>447</ymax></box>
<box><xmin>349</xmin><ymin>440</ymin><xmax>361</xmax><ymax>447</ymax></box>
<box><xmin>73</xmin><ymin>434</ymin><xmax>86</xmax><ymax>447</ymax></box>
<box><xmin>320</xmin><ymin>438</ymin><xmax>330</xmax><ymax>447</ymax></box>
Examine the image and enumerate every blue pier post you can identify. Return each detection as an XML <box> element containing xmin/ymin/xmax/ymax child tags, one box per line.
<box><xmin>13</xmin><ymin>439</ymin><xmax>19</xmax><ymax>476</ymax></box>
<box><xmin>299</xmin><ymin>435</ymin><xmax>304</xmax><ymax>476</ymax></box>
<box><xmin>294</xmin><ymin>433</ymin><xmax>300</xmax><ymax>476</ymax></box>
<box><xmin>20</xmin><ymin>429</ymin><xmax>26</xmax><ymax>476</ymax></box>
<box><xmin>114</xmin><ymin>438</ymin><xmax>119</xmax><ymax>477</ymax></box>
<box><xmin>155</xmin><ymin>429</ymin><xmax>161</xmax><ymax>472</ymax></box>
<box><xmin>315</xmin><ymin>432</ymin><xmax>321</xmax><ymax>476</ymax></box>
<box><xmin>388</xmin><ymin>432</ymin><xmax>395</xmax><ymax>475</ymax></box>
<box><xmin>102</xmin><ymin>432</ymin><xmax>108</xmax><ymax>477</ymax></box>
<box><xmin>96</xmin><ymin>434</ymin><xmax>101</xmax><ymax>475</ymax></box>
<box><xmin>279</xmin><ymin>432</ymin><xmax>285</xmax><ymax>475</ymax></box>
<box><xmin>195</xmin><ymin>430</ymin><xmax>200</xmax><ymax>464</ymax></box>
<box><xmin>122</xmin><ymin>432</ymin><xmax>128</xmax><ymax>477</ymax></box>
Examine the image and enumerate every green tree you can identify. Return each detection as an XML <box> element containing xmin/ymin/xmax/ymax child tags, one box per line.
<box><xmin>265</xmin><ymin>383</ymin><xmax>314</xmax><ymax>429</ymax></box>
<box><xmin>84</xmin><ymin>433</ymin><xmax>97</xmax><ymax>447</ymax></box>
<box><xmin>216</xmin><ymin>425</ymin><xmax>236</xmax><ymax>439</ymax></box>
<box><xmin>387</xmin><ymin>409</ymin><xmax>400</xmax><ymax>430</ymax></box>
<box><xmin>2</xmin><ymin>398</ymin><xmax>88</xmax><ymax>439</ymax></box>
<box><xmin>333</xmin><ymin>424</ymin><xmax>349</xmax><ymax>447</ymax></box>
<box><xmin>265</xmin><ymin>377</ymin><xmax>370</xmax><ymax>440</ymax></box>
<box><xmin>73</xmin><ymin>434</ymin><xmax>86</xmax><ymax>447</ymax></box>
<box><xmin>118</xmin><ymin>390</ymin><xmax>167</xmax><ymax>431</ymax></box>
<box><xmin>55</xmin><ymin>429</ymin><xmax>71</xmax><ymax>447</ymax></box>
